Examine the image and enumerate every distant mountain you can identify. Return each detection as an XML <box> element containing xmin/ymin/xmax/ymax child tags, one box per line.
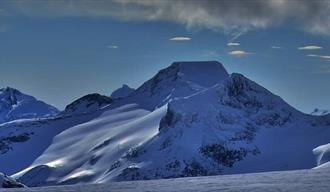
<box><xmin>111</xmin><ymin>84</ymin><xmax>135</xmax><ymax>99</ymax></box>
<box><xmin>63</xmin><ymin>93</ymin><xmax>112</xmax><ymax>115</ymax></box>
<box><xmin>1</xmin><ymin>61</ymin><xmax>329</xmax><ymax>187</ymax></box>
<box><xmin>0</xmin><ymin>87</ymin><xmax>59</xmax><ymax>123</ymax></box>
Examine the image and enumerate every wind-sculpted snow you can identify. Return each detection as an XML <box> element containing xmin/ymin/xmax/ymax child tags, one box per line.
<box><xmin>3</xmin><ymin>61</ymin><xmax>330</xmax><ymax>186</ymax></box>
<box><xmin>0</xmin><ymin>111</ymin><xmax>104</xmax><ymax>175</ymax></box>
<box><xmin>14</xmin><ymin>104</ymin><xmax>167</xmax><ymax>186</ymax></box>
<box><xmin>313</xmin><ymin>143</ymin><xmax>330</xmax><ymax>168</ymax></box>
<box><xmin>3</xmin><ymin>168</ymin><xmax>330</xmax><ymax>192</ymax></box>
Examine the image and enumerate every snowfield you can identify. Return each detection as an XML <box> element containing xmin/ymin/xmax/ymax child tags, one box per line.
<box><xmin>2</xmin><ymin>168</ymin><xmax>330</xmax><ymax>192</ymax></box>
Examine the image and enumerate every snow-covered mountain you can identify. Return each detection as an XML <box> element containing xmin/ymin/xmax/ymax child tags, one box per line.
<box><xmin>111</xmin><ymin>85</ymin><xmax>135</xmax><ymax>99</ymax></box>
<box><xmin>2</xmin><ymin>61</ymin><xmax>330</xmax><ymax>186</ymax></box>
<box><xmin>0</xmin><ymin>87</ymin><xmax>59</xmax><ymax>123</ymax></box>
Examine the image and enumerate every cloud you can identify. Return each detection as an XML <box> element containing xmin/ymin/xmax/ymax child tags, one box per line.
<box><xmin>307</xmin><ymin>54</ymin><xmax>330</xmax><ymax>60</ymax></box>
<box><xmin>4</xmin><ymin>0</ymin><xmax>330</xmax><ymax>35</ymax></box>
<box><xmin>298</xmin><ymin>45</ymin><xmax>323</xmax><ymax>50</ymax></box>
<box><xmin>107</xmin><ymin>45</ymin><xmax>118</xmax><ymax>49</ymax></box>
<box><xmin>169</xmin><ymin>36</ymin><xmax>191</xmax><ymax>41</ymax></box>
<box><xmin>271</xmin><ymin>46</ymin><xmax>282</xmax><ymax>49</ymax></box>
<box><xmin>227</xmin><ymin>42</ymin><xmax>240</xmax><ymax>46</ymax></box>
<box><xmin>228</xmin><ymin>50</ymin><xmax>254</xmax><ymax>57</ymax></box>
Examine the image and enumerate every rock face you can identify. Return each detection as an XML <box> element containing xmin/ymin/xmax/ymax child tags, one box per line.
<box><xmin>311</xmin><ymin>108</ymin><xmax>330</xmax><ymax>116</ymax></box>
<box><xmin>0</xmin><ymin>87</ymin><xmax>59</xmax><ymax>123</ymax></box>
<box><xmin>111</xmin><ymin>84</ymin><xmax>135</xmax><ymax>99</ymax></box>
<box><xmin>0</xmin><ymin>172</ymin><xmax>25</xmax><ymax>188</ymax></box>
<box><xmin>3</xmin><ymin>61</ymin><xmax>330</xmax><ymax>186</ymax></box>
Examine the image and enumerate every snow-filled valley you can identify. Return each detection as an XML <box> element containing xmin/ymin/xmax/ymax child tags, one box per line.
<box><xmin>0</xmin><ymin>61</ymin><xmax>330</xmax><ymax>189</ymax></box>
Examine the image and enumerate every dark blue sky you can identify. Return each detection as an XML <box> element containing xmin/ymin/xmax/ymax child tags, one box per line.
<box><xmin>0</xmin><ymin>1</ymin><xmax>329</xmax><ymax>113</ymax></box>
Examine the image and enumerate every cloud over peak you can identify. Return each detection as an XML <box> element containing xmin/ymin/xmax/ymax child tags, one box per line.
<box><xmin>228</xmin><ymin>50</ymin><xmax>254</xmax><ymax>57</ymax></box>
<box><xmin>169</xmin><ymin>36</ymin><xmax>191</xmax><ymax>41</ymax></box>
<box><xmin>227</xmin><ymin>42</ymin><xmax>240</xmax><ymax>46</ymax></box>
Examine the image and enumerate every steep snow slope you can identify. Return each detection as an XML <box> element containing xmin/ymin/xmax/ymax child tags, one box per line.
<box><xmin>0</xmin><ymin>112</ymin><xmax>103</xmax><ymax>175</ymax></box>
<box><xmin>0</xmin><ymin>87</ymin><xmax>59</xmax><ymax>123</ymax></box>
<box><xmin>14</xmin><ymin>61</ymin><xmax>330</xmax><ymax>186</ymax></box>
<box><xmin>4</xmin><ymin>168</ymin><xmax>330</xmax><ymax>192</ymax></box>
<box><xmin>15</xmin><ymin>104</ymin><xmax>167</xmax><ymax>186</ymax></box>
<box><xmin>111</xmin><ymin>85</ymin><xmax>135</xmax><ymax>99</ymax></box>
<box><xmin>0</xmin><ymin>92</ymin><xmax>115</xmax><ymax>175</ymax></box>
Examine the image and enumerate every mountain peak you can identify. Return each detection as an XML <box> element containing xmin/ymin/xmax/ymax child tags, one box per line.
<box><xmin>123</xmin><ymin>60</ymin><xmax>230</xmax><ymax>109</ymax></box>
<box><xmin>169</xmin><ymin>61</ymin><xmax>229</xmax><ymax>87</ymax></box>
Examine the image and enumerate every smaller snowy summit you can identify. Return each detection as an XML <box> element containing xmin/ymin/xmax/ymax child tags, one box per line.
<box><xmin>111</xmin><ymin>84</ymin><xmax>135</xmax><ymax>99</ymax></box>
<box><xmin>0</xmin><ymin>87</ymin><xmax>59</xmax><ymax>123</ymax></box>
<box><xmin>0</xmin><ymin>172</ymin><xmax>25</xmax><ymax>188</ymax></box>
<box><xmin>63</xmin><ymin>93</ymin><xmax>113</xmax><ymax>115</ymax></box>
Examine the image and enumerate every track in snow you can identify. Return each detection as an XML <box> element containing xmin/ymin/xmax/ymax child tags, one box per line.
<box><xmin>3</xmin><ymin>168</ymin><xmax>330</xmax><ymax>192</ymax></box>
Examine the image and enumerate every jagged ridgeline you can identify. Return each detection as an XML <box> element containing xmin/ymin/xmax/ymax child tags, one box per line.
<box><xmin>0</xmin><ymin>61</ymin><xmax>329</xmax><ymax>187</ymax></box>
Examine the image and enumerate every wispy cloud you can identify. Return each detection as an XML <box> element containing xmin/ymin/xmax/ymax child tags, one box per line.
<box><xmin>107</xmin><ymin>45</ymin><xmax>118</xmax><ymax>49</ymax></box>
<box><xmin>227</xmin><ymin>42</ymin><xmax>240</xmax><ymax>46</ymax></box>
<box><xmin>228</xmin><ymin>50</ymin><xmax>254</xmax><ymax>57</ymax></box>
<box><xmin>4</xmin><ymin>0</ymin><xmax>330</xmax><ymax>36</ymax></box>
<box><xmin>271</xmin><ymin>46</ymin><xmax>282</xmax><ymax>49</ymax></box>
<box><xmin>169</xmin><ymin>36</ymin><xmax>191</xmax><ymax>41</ymax></box>
<box><xmin>298</xmin><ymin>45</ymin><xmax>323</xmax><ymax>50</ymax></box>
<box><xmin>307</xmin><ymin>54</ymin><xmax>330</xmax><ymax>60</ymax></box>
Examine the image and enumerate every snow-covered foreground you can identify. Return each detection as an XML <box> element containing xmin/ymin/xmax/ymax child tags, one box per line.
<box><xmin>3</xmin><ymin>168</ymin><xmax>330</xmax><ymax>192</ymax></box>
